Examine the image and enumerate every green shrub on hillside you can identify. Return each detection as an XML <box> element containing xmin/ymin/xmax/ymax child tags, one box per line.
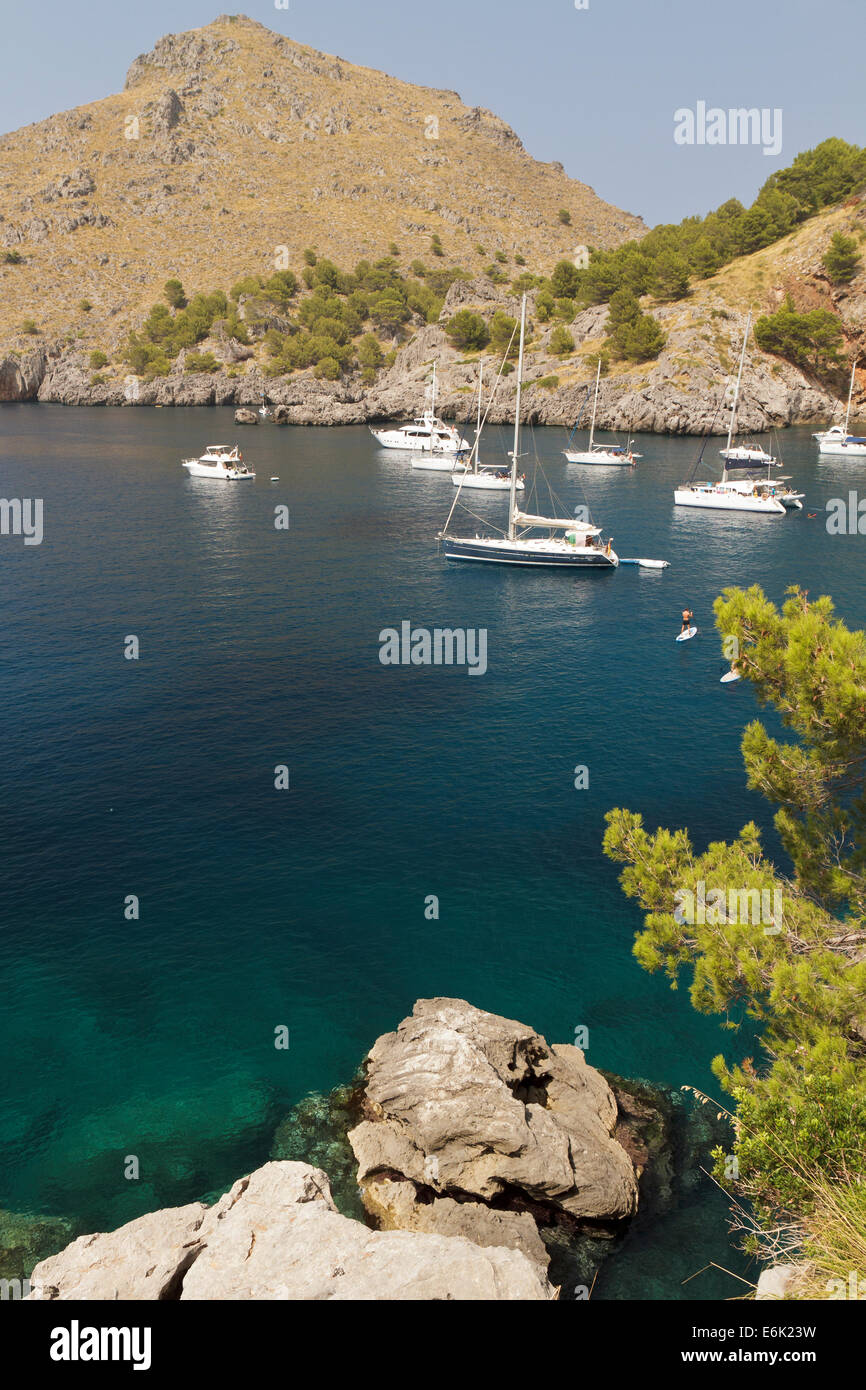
<box><xmin>605</xmin><ymin>288</ymin><xmax>666</xmax><ymax>361</ymax></box>
<box><xmin>444</xmin><ymin>310</ymin><xmax>489</xmax><ymax>351</ymax></box>
<box><xmin>754</xmin><ymin>296</ymin><xmax>844</xmax><ymax>374</ymax></box>
<box><xmin>164</xmin><ymin>278</ymin><xmax>187</xmax><ymax>309</ymax></box>
<box><xmin>184</xmin><ymin>351</ymin><xmax>219</xmax><ymax>373</ymax></box>
<box><xmin>822</xmin><ymin>231</ymin><xmax>862</xmax><ymax>284</ymax></box>
<box><xmin>489</xmin><ymin>311</ymin><xmax>518</xmax><ymax>357</ymax></box>
<box><xmin>549</xmin><ymin>325</ymin><xmax>575</xmax><ymax>357</ymax></box>
<box><xmin>570</xmin><ymin>139</ymin><xmax>866</xmax><ymax>310</ymax></box>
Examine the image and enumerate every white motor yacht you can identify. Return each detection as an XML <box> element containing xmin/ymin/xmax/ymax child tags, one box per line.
<box><xmin>371</xmin><ymin>363</ymin><xmax>470</xmax><ymax>456</ymax></box>
<box><xmin>182</xmin><ymin>444</ymin><xmax>255</xmax><ymax>480</ymax></box>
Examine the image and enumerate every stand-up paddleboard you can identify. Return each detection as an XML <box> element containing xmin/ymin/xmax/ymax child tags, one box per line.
<box><xmin>676</xmin><ymin>626</ymin><xmax>698</xmax><ymax>642</ymax></box>
<box><xmin>720</xmin><ymin>669</ymin><xmax>742</xmax><ymax>683</ymax></box>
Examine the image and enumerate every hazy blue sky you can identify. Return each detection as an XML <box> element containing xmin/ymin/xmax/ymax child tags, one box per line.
<box><xmin>2</xmin><ymin>0</ymin><xmax>863</xmax><ymax>226</ymax></box>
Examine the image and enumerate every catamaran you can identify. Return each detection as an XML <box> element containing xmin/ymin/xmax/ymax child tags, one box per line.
<box><xmin>675</xmin><ymin>313</ymin><xmax>789</xmax><ymax>515</ymax></box>
<box><xmin>814</xmin><ymin>360</ymin><xmax>866</xmax><ymax>456</ymax></box>
<box><xmin>370</xmin><ymin>363</ymin><xmax>470</xmax><ymax>461</ymax></box>
<box><xmin>440</xmin><ymin>296</ymin><xmax>618</xmax><ymax>568</ymax></box>
<box><xmin>182</xmin><ymin>444</ymin><xmax>255</xmax><ymax>480</ymax></box>
<box><xmin>563</xmin><ymin>359</ymin><xmax>641</xmax><ymax>465</ymax></box>
<box><xmin>451</xmin><ymin>357</ymin><xmax>525</xmax><ymax>492</ymax></box>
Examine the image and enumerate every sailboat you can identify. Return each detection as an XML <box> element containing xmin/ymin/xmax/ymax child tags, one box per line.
<box><xmin>440</xmin><ymin>296</ymin><xmax>618</xmax><ymax>568</ymax></box>
<box><xmin>675</xmin><ymin>312</ymin><xmax>787</xmax><ymax>515</ymax></box>
<box><xmin>452</xmin><ymin>357</ymin><xmax>525</xmax><ymax>492</ymax></box>
<box><xmin>563</xmin><ymin>360</ymin><xmax>641</xmax><ymax>465</ymax></box>
<box><xmin>258</xmin><ymin>393</ymin><xmax>272</xmax><ymax>419</ymax></box>
<box><xmin>814</xmin><ymin>360</ymin><xmax>866</xmax><ymax>456</ymax></box>
<box><xmin>370</xmin><ymin>363</ymin><xmax>470</xmax><ymax>464</ymax></box>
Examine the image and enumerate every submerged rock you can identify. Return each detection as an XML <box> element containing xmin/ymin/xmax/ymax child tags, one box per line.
<box><xmin>270</xmin><ymin>1081</ymin><xmax>366</xmax><ymax>1222</ymax></box>
<box><xmin>0</xmin><ymin>1208</ymin><xmax>76</xmax><ymax>1284</ymax></box>
<box><xmin>28</xmin><ymin>1162</ymin><xmax>554</xmax><ymax>1301</ymax></box>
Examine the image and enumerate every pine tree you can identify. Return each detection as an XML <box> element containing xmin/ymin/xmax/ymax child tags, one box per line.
<box><xmin>603</xmin><ymin>585</ymin><xmax>866</xmax><ymax>1215</ymax></box>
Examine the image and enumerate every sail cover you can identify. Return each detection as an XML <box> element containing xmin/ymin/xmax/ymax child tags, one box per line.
<box><xmin>513</xmin><ymin>510</ymin><xmax>599</xmax><ymax>532</ymax></box>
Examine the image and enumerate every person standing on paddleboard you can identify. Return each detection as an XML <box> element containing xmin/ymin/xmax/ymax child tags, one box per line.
<box><xmin>680</xmin><ymin>608</ymin><xmax>694</xmax><ymax>635</ymax></box>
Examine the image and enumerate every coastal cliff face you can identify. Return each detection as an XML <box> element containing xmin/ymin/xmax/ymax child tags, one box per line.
<box><xmin>23</xmin><ymin>1000</ymin><xmax>650</xmax><ymax>1301</ymax></box>
<box><xmin>3</xmin><ymin>208</ymin><xmax>862</xmax><ymax>431</ymax></box>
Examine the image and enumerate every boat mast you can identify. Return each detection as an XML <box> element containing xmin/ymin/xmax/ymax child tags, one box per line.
<box><xmin>588</xmin><ymin>358</ymin><xmax>601</xmax><ymax>451</ymax></box>
<box><xmin>724</xmin><ymin>310</ymin><xmax>751</xmax><ymax>479</ymax></box>
<box><xmin>844</xmin><ymin>359</ymin><xmax>857</xmax><ymax>436</ymax></box>
<box><xmin>475</xmin><ymin>358</ymin><xmax>484</xmax><ymax>473</ymax></box>
<box><xmin>508</xmin><ymin>295</ymin><xmax>527</xmax><ymax>541</ymax></box>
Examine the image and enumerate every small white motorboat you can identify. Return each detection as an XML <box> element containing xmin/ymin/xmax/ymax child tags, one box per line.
<box><xmin>182</xmin><ymin>444</ymin><xmax>255</xmax><ymax>480</ymax></box>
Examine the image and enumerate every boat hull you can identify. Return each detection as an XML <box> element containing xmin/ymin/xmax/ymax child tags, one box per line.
<box><xmin>564</xmin><ymin>450</ymin><xmax>635</xmax><ymax>466</ymax></box>
<box><xmin>442</xmin><ymin>536</ymin><xmax>618</xmax><ymax>567</ymax></box>
<box><xmin>412</xmin><ymin>457</ymin><xmax>467</xmax><ymax>472</ymax></box>
<box><xmin>453</xmin><ymin>473</ymin><xmax>524</xmax><ymax>490</ymax></box>
<box><xmin>371</xmin><ymin>428</ymin><xmax>470</xmax><ymax>453</ymax></box>
<box><xmin>183</xmin><ymin>463</ymin><xmax>255</xmax><ymax>480</ymax></box>
<box><xmin>817</xmin><ymin>440</ymin><xmax>866</xmax><ymax>456</ymax></box>
<box><xmin>674</xmin><ymin>487</ymin><xmax>784</xmax><ymax>514</ymax></box>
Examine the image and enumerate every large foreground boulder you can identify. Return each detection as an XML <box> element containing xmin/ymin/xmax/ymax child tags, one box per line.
<box><xmin>348</xmin><ymin>999</ymin><xmax>639</xmax><ymax>1266</ymax></box>
<box><xmin>27</xmin><ymin>1162</ymin><xmax>553</xmax><ymax>1301</ymax></box>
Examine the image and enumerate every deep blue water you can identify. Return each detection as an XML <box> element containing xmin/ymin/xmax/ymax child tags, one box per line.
<box><xmin>1</xmin><ymin>405</ymin><xmax>863</xmax><ymax>1298</ymax></box>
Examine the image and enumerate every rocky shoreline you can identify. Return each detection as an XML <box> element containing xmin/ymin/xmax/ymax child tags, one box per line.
<box><xmin>0</xmin><ymin>281</ymin><xmax>847</xmax><ymax>437</ymax></box>
<box><xmin>11</xmin><ymin>998</ymin><xmax>737</xmax><ymax>1301</ymax></box>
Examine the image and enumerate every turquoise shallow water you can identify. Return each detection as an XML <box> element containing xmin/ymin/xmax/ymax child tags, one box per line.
<box><xmin>1</xmin><ymin>405</ymin><xmax>864</xmax><ymax>1298</ymax></box>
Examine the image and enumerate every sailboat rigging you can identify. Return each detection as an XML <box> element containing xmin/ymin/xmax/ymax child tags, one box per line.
<box><xmin>563</xmin><ymin>359</ymin><xmax>641</xmax><ymax>466</ymax></box>
<box><xmin>439</xmin><ymin>296</ymin><xmax>618</xmax><ymax>568</ymax></box>
<box><xmin>674</xmin><ymin>312</ymin><xmax>796</xmax><ymax>514</ymax></box>
<box><xmin>813</xmin><ymin>360</ymin><xmax>866</xmax><ymax>456</ymax></box>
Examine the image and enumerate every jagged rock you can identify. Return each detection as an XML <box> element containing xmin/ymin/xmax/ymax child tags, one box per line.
<box><xmin>151</xmin><ymin>89</ymin><xmax>185</xmax><ymax>134</ymax></box>
<box><xmin>234</xmin><ymin>407</ymin><xmax>258</xmax><ymax>424</ymax></box>
<box><xmin>0</xmin><ymin>345</ymin><xmax>49</xmax><ymax>401</ymax></box>
<box><xmin>28</xmin><ymin>1163</ymin><xmax>554</xmax><ymax>1301</ymax></box>
<box><xmin>348</xmin><ymin>999</ymin><xmax>639</xmax><ymax>1265</ymax></box>
<box><xmin>39</xmin><ymin>169</ymin><xmax>96</xmax><ymax>203</ymax></box>
<box><xmin>361</xmin><ymin>1177</ymin><xmax>549</xmax><ymax>1271</ymax></box>
<box><xmin>27</xmin><ymin>1202</ymin><xmax>208</xmax><ymax>1300</ymax></box>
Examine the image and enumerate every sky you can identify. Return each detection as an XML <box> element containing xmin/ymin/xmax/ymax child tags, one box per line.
<box><xmin>2</xmin><ymin>0</ymin><xmax>863</xmax><ymax>227</ymax></box>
